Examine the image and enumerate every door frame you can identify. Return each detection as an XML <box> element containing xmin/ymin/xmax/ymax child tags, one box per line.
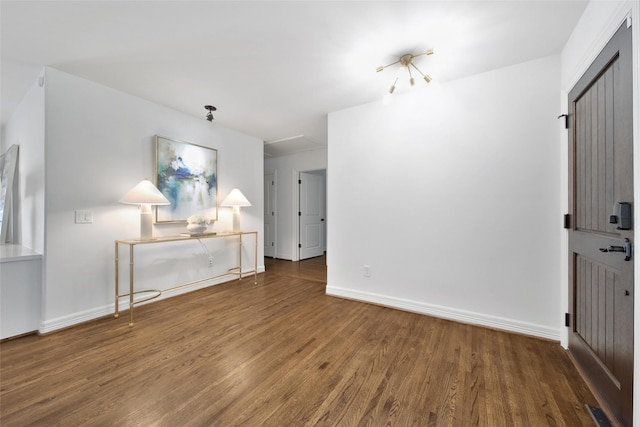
<box><xmin>560</xmin><ymin>8</ymin><xmax>640</xmax><ymax>423</ymax></box>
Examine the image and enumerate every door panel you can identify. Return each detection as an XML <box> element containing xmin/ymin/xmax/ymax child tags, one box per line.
<box><xmin>568</xmin><ymin>21</ymin><xmax>633</xmax><ymax>426</ymax></box>
<box><xmin>575</xmin><ymin>65</ymin><xmax>617</xmax><ymax>234</ymax></box>
<box><xmin>264</xmin><ymin>173</ymin><xmax>276</xmax><ymax>258</ymax></box>
<box><xmin>575</xmin><ymin>254</ymin><xmax>619</xmax><ymax>374</ymax></box>
<box><xmin>299</xmin><ymin>172</ymin><xmax>325</xmax><ymax>260</ymax></box>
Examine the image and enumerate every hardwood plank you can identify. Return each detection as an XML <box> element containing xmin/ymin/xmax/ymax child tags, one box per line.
<box><xmin>1</xmin><ymin>255</ymin><xmax>598</xmax><ymax>426</ymax></box>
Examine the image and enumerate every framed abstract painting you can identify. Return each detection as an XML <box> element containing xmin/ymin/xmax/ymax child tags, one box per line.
<box><xmin>155</xmin><ymin>135</ymin><xmax>218</xmax><ymax>223</ymax></box>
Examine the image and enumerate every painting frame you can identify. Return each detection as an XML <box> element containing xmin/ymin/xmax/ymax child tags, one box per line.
<box><xmin>155</xmin><ymin>135</ymin><xmax>218</xmax><ymax>224</ymax></box>
<box><xmin>0</xmin><ymin>144</ymin><xmax>19</xmax><ymax>243</ymax></box>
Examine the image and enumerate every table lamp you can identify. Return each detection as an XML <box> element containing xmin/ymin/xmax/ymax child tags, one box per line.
<box><xmin>119</xmin><ymin>179</ymin><xmax>170</xmax><ymax>240</ymax></box>
<box><xmin>220</xmin><ymin>188</ymin><xmax>251</xmax><ymax>232</ymax></box>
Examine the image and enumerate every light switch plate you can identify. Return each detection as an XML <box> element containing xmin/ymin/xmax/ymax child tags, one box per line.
<box><xmin>363</xmin><ymin>265</ymin><xmax>371</xmax><ymax>278</ymax></box>
<box><xmin>75</xmin><ymin>210</ymin><xmax>93</xmax><ymax>224</ymax></box>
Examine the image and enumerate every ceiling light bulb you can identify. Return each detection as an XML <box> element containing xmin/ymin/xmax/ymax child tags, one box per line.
<box><xmin>407</xmin><ymin>66</ymin><xmax>415</xmax><ymax>86</ymax></box>
<box><xmin>424</xmin><ymin>74</ymin><xmax>432</xmax><ymax>83</ymax></box>
<box><xmin>388</xmin><ymin>77</ymin><xmax>398</xmax><ymax>94</ymax></box>
<box><xmin>376</xmin><ymin>65</ymin><xmax>384</xmax><ymax>72</ymax></box>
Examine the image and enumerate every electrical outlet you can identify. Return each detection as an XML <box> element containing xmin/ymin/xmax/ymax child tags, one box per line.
<box><xmin>363</xmin><ymin>265</ymin><xmax>371</xmax><ymax>278</ymax></box>
<box><xmin>75</xmin><ymin>210</ymin><xmax>93</xmax><ymax>224</ymax></box>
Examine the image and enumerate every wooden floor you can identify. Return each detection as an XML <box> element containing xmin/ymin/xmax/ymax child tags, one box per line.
<box><xmin>1</xmin><ymin>255</ymin><xmax>599</xmax><ymax>426</ymax></box>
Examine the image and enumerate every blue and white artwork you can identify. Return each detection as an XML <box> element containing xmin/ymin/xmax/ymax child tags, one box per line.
<box><xmin>155</xmin><ymin>136</ymin><xmax>217</xmax><ymax>223</ymax></box>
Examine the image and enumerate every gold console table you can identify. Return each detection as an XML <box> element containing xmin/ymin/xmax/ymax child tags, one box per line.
<box><xmin>115</xmin><ymin>231</ymin><xmax>258</xmax><ymax>326</ymax></box>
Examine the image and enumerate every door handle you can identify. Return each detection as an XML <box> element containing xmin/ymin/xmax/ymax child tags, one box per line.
<box><xmin>599</xmin><ymin>238</ymin><xmax>632</xmax><ymax>261</ymax></box>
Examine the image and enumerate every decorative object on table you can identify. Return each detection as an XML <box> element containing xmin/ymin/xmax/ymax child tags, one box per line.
<box><xmin>119</xmin><ymin>179</ymin><xmax>171</xmax><ymax>240</ymax></box>
<box><xmin>186</xmin><ymin>214</ymin><xmax>210</xmax><ymax>235</ymax></box>
<box><xmin>376</xmin><ymin>49</ymin><xmax>434</xmax><ymax>94</ymax></box>
<box><xmin>220</xmin><ymin>188</ymin><xmax>251</xmax><ymax>232</ymax></box>
<box><xmin>155</xmin><ymin>135</ymin><xmax>218</xmax><ymax>224</ymax></box>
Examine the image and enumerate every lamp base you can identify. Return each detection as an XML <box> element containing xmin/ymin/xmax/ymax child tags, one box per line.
<box><xmin>140</xmin><ymin>204</ymin><xmax>154</xmax><ymax>239</ymax></box>
<box><xmin>231</xmin><ymin>210</ymin><xmax>241</xmax><ymax>232</ymax></box>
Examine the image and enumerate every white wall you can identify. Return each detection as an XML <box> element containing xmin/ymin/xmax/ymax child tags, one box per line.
<box><xmin>559</xmin><ymin>0</ymin><xmax>639</xmax><ymax>424</ymax></box>
<box><xmin>6</xmin><ymin>67</ymin><xmax>264</xmax><ymax>332</ymax></box>
<box><xmin>264</xmin><ymin>148</ymin><xmax>327</xmax><ymax>260</ymax></box>
<box><xmin>1</xmin><ymin>73</ymin><xmax>46</xmax><ymax>254</ymax></box>
<box><xmin>327</xmin><ymin>55</ymin><xmax>562</xmax><ymax>340</ymax></box>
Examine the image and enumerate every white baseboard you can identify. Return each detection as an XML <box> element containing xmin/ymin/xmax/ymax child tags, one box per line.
<box><xmin>325</xmin><ymin>285</ymin><xmax>561</xmax><ymax>341</ymax></box>
<box><xmin>40</xmin><ymin>304</ymin><xmax>115</xmax><ymax>334</ymax></box>
<box><xmin>40</xmin><ymin>265</ymin><xmax>266</xmax><ymax>334</ymax></box>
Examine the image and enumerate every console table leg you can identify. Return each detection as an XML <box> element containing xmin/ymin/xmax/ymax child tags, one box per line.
<box><xmin>114</xmin><ymin>242</ymin><xmax>120</xmax><ymax>318</ymax></box>
<box><xmin>238</xmin><ymin>234</ymin><xmax>243</xmax><ymax>280</ymax></box>
<box><xmin>129</xmin><ymin>246</ymin><xmax>134</xmax><ymax>327</ymax></box>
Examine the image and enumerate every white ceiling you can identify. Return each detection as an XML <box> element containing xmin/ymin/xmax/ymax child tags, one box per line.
<box><xmin>1</xmin><ymin>1</ymin><xmax>588</xmax><ymax>157</ymax></box>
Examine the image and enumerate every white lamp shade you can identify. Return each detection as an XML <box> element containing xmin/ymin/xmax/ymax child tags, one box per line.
<box><xmin>220</xmin><ymin>188</ymin><xmax>251</xmax><ymax>207</ymax></box>
<box><xmin>119</xmin><ymin>179</ymin><xmax>170</xmax><ymax>205</ymax></box>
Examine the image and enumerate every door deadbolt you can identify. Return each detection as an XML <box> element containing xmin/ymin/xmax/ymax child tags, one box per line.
<box><xmin>609</xmin><ymin>202</ymin><xmax>632</xmax><ymax>230</ymax></box>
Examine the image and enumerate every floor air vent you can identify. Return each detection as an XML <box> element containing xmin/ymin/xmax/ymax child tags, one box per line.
<box><xmin>586</xmin><ymin>405</ymin><xmax>612</xmax><ymax>427</ymax></box>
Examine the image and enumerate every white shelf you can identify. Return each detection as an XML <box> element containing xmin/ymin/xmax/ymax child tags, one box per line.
<box><xmin>0</xmin><ymin>244</ymin><xmax>41</xmax><ymax>263</ymax></box>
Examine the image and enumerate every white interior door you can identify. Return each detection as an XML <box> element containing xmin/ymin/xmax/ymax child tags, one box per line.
<box><xmin>299</xmin><ymin>171</ymin><xmax>325</xmax><ymax>260</ymax></box>
<box><xmin>264</xmin><ymin>172</ymin><xmax>276</xmax><ymax>258</ymax></box>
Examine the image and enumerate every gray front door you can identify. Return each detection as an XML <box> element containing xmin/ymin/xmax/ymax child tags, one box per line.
<box><xmin>567</xmin><ymin>21</ymin><xmax>633</xmax><ymax>426</ymax></box>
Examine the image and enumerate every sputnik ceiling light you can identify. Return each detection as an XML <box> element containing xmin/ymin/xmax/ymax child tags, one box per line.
<box><xmin>205</xmin><ymin>105</ymin><xmax>216</xmax><ymax>122</ymax></box>
<box><xmin>377</xmin><ymin>49</ymin><xmax>434</xmax><ymax>94</ymax></box>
